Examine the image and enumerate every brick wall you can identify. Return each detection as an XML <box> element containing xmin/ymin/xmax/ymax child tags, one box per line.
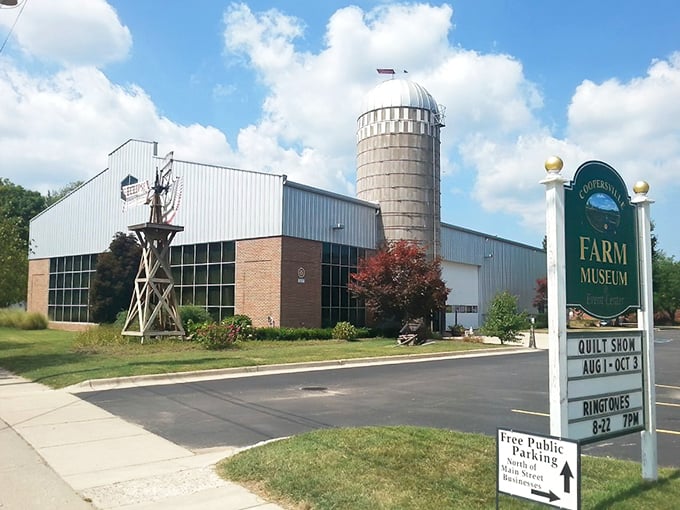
<box><xmin>235</xmin><ymin>236</ymin><xmax>323</xmax><ymax>328</ymax></box>
<box><xmin>235</xmin><ymin>237</ymin><xmax>282</xmax><ymax>327</ymax></box>
<box><xmin>27</xmin><ymin>259</ymin><xmax>49</xmax><ymax>316</ymax></box>
<box><xmin>280</xmin><ymin>237</ymin><xmax>322</xmax><ymax>328</ymax></box>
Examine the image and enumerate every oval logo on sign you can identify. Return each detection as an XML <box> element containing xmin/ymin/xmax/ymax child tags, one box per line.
<box><xmin>585</xmin><ymin>192</ymin><xmax>620</xmax><ymax>234</ymax></box>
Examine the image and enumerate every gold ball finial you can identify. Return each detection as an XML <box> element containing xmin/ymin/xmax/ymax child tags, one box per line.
<box><xmin>633</xmin><ymin>181</ymin><xmax>650</xmax><ymax>194</ymax></box>
<box><xmin>545</xmin><ymin>156</ymin><xmax>563</xmax><ymax>173</ymax></box>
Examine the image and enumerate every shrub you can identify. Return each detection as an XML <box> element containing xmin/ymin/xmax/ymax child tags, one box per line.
<box><xmin>179</xmin><ymin>305</ymin><xmax>213</xmax><ymax>335</ymax></box>
<box><xmin>0</xmin><ymin>308</ymin><xmax>48</xmax><ymax>330</ymax></box>
<box><xmin>372</xmin><ymin>322</ymin><xmax>402</xmax><ymax>339</ymax></box>
<box><xmin>447</xmin><ymin>324</ymin><xmax>466</xmax><ymax>337</ymax></box>
<box><xmin>114</xmin><ymin>310</ymin><xmax>129</xmax><ymax>328</ymax></box>
<box><xmin>19</xmin><ymin>311</ymin><xmax>48</xmax><ymax>330</ymax></box>
<box><xmin>481</xmin><ymin>291</ymin><xmax>528</xmax><ymax>344</ymax></box>
<box><xmin>222</xmin><ymin>314</ymin><xmax>253</xmax><ymax>339</ymax></box>
<box><xmin>533</xmin><ymin>313</ymin><xmax>548</xmax><ymax>329</ymax></box>
<box><xmin>222</xmin><ymin>314</ymin><xmax>252</xmax><ymax>328</ymax></box>
<box><xmin>193</xmin><ymin>322</ymin><xmax>240</xmax><ymax>350</ymax></box>
<box><xmin>73</xmin><ymin>324</ymin><xmax>133</xmax><ymax>352</ymax></box>
<box><xmin>355</xmin><ymin>327</ymin><xmax>375</xmax><ymax>338</ymax></box>
<box><xmin>332</xmin><ymin>321</ymin><xmax>358</xmax><ymax>341</ymax></box>
<box><xmin>251</xmin><ymin>327</ymin><xmax>333</xmax><ymax>341</ymax></box>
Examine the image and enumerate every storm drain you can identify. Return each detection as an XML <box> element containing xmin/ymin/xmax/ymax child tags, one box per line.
<box><xmin>300</xmin><ymin>386</ymin><xmax>328</xmax><ymax>392</ymax></box>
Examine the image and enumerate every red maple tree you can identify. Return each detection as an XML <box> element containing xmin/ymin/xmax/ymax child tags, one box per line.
<box><xmin>348</xmin><ymin>240</ymin><xmax>450</xmax><ymax>324</ymax></box>
<box><xmin>533</xmin><ymin>277</ymin><xmax>548</xmax><ymax>313</ymax></box>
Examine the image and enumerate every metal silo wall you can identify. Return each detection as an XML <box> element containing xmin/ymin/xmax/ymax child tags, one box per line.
<box><xmin>440</xmin><ymin>224</ymin><xmax>546</xmax><ymax>320</ymax></box>
<box><xmin>356</xmin><ymin>107</ymin><xmax>441</xmax><ymax>256</ymax></box>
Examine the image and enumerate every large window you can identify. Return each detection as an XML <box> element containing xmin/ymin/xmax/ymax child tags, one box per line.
<box><xmin>170</xmin><ymin>241</ymin><xmax>235</xmax><ymax>321</ymax></box>
<box><xmin>321</xmin><ymin>243</ymin><xmax>366</xmax><ymax>328</ymax></box>
<box><xmin>48</xmin><ymin>254</ymin><xmax>98</xmax><ymax>322</ymax></box>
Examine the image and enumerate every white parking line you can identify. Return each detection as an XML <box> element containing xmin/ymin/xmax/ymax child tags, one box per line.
<box><xmin>657</xmin><ymin>384</ymin><xmax>680</xmax><ymax>390</ymax></box>
<box><xmin>658</xmin><ymin>429</ymin><xmax>680</xmax><ymax>436</ymax></box>
<box><xmin>511</xmin><ymin>409</ymin><xmax>548</xmax><ymax>417</ymax></box>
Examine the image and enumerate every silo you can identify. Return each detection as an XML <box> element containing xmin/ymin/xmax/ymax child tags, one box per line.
<box><xmin>356</xmin><ymin>78</ymin><xmax>444</xmax><ymax>258</ymax></box>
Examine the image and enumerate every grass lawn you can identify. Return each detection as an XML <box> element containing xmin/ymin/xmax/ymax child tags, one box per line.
<box><xmin>0</xmin><ymin>327</ymin><xmax>510</xmax><ymax>389</ymax></box>
<box><xmin>218</xmin><ymin>426</ymin><xmax>680</xmax><ymax>510</ymax></box>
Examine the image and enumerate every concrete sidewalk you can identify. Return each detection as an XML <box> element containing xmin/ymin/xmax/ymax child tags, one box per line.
<box><xmin>0</xmin><ymin>369</ymin><xmax>283</xmax><ymax>510</ymax></box>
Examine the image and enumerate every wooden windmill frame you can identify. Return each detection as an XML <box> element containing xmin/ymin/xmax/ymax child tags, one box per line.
<box><xmin>121</xmin><ymin>152</ymin><xmax>185</xmax><ymax>340</ymax></box>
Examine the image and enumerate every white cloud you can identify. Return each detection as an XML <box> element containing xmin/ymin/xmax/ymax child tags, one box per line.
<box><xmin>0</xmin><ymin>0</ymin><xmax>131</xmax><ymax>66</ymax></box>
<box><xmin>0</xmin><ymin>63</ymin><xmax>235</xmax><ymax>193</ymax></box>
<box><xmin>460</xmin><ymin>132</ymin><xmax>589</xmax><ymax>230</ymax></box>
<box><xmin>448</xmin><ymin>52</ymin><xmax>680</xmax><ymax>233</ymax></box>
<box><xmin>220</xmin><ymin>2</ymin><xmax>544</xmax><ymax>196</ymax></box>
<box><xmin>567</xmin><ymin>53</ymin><xmax>680</xmax><ymax>194</ymax></box>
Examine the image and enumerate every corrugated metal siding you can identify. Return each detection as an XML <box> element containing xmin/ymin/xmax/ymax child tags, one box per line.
<box><xmin>30</xmin><ymin>140</ymin><xmax>156</xmax><ymax>259</ymax></box>
<box><xmin>171</xmin><ymin>161</ymin><xmax>283</xmax><ymax>246</ymax></box>
<box><xmin>282</xmin><ymin>183</ymin><xmax>378</xmax><ymax>249</ymax></box>
<box><xmin>441</xmin><ymin>223</ymin><xmax>546</xmax><ymax>318</ymax></box>
<box><xmin>29</xmin><ymin>140</ymin><xmax>284</xmax><ymax>259</ymax></box>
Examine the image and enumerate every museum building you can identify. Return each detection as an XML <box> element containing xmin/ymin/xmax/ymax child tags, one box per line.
<box><xmin>26</xmin><ymin>78</ymin><xmax>546</xmax><ymax>331</ymax></box>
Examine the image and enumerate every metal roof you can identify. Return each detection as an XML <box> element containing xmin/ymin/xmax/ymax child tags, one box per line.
<box><xmin>360</xmin><ymin>78</ymin><xmax>440</xmax><ymax>115</ymax></box>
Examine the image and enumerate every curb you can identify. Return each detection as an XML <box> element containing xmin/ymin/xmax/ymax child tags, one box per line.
<box><xmin>64</xmin><ymin>345</ymin><xmax>543</xmax><ymax>393</ymax></box>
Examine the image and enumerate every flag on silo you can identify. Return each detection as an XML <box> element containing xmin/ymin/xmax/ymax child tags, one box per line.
<box><xmin>377</xmin><ymin>68</ymin><xmax>395</xmax><ymax>74</ymax></box>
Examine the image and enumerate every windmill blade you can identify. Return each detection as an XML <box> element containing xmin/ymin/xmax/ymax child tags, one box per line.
<box><xmin>159</xmin><ymin>151</ymin><xmax>174</xmax><ymax>180</ymax></box>
<box><xmin>162</xmin><ymin>176</ymin><xmax>183</xmax><ymax>224</ymax></box>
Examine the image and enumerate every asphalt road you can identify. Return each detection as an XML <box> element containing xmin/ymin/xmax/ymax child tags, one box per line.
<box><xmin>81</xmin><ymin>329</ymin><xmax>680</xmax><ymax>467</ymax></box>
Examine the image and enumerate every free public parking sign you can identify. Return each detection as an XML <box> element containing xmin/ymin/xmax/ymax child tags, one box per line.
<box><xmin>497</xmin><ymin>428</ymin><xmax>580</xmax><ymax>509</ymax></box>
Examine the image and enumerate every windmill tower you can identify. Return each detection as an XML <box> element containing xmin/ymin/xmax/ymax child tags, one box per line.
<box><xmin>121</xmin><ymin>152</ymin><xmax>185</xmax><ymax>340</ymax></box>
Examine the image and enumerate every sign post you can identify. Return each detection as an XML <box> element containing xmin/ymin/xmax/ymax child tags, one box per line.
<box><xmin>631</xmin><ymin>182</ymin><xmax>658</xmax><ymax>481</ymax></box>
<box><xmin>497</xmin><ymin>428</ymin><xmax>580</xmax><ymax>509</ymax></box>
<box><xmin>541</xmin><ymin>157</ymin><xmax>569</xmax><ymax>438</ymax></box>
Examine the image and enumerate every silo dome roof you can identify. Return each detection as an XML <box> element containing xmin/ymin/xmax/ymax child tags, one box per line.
<box><xmin>360</xmin><ymin>78</ymin><xmax>440</xmax><ymax>115</ymax></box>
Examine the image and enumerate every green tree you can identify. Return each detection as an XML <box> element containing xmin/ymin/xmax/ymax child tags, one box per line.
<box><xmin>89</xmin><ymin>232</ymin><xmax>142</xmax><ymax>323</ymax></box>
<box><xmin>0</xmin><ymin>179</ymin><xmax>46</xmax><ymax>306</ymax></box>
<box><xmin>653</xmin><ymin>252</ymin><xmax>680</xmax><ymax>324</ymax></box>
<box><xmin>0</xmin><ymin>217</ymin><xmax>28</xmax><ymax>306</ymax></box>
<box><xmin>0</xmin><ymin>178</ymin><xmax>46</xmax><ymax>248</ymax></box>
<box><xmin>481</xmin><ymin>291</ymin><xmax>528</xmax><ymax>344</ymax></box>
<box><xmin>45</xmin><ymin>181</ymin><xmax>83</xmax><ymax>207</ymax></box>
<box><xmin>348</xmin><ymin>240</ymin><xmax>450</xmax><ymax>326</ymax></box>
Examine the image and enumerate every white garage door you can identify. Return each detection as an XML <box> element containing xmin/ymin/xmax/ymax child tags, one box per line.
<box><xmin>441</xmin><ymin>261</ymin><xmax>479</xmax><ymax>329</ymax></box>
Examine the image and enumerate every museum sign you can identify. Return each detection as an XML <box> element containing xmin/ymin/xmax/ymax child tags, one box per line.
<box><xmin>565</xmin><ymin>161</ymin><xmax>640</xmax><ymax>319</ymax></box>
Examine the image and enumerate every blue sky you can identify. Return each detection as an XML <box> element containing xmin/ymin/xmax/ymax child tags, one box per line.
<box><xmin>1</xmin><ymin>1</ymin><xmax>679</xmax><ymax>258</ymax></box>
